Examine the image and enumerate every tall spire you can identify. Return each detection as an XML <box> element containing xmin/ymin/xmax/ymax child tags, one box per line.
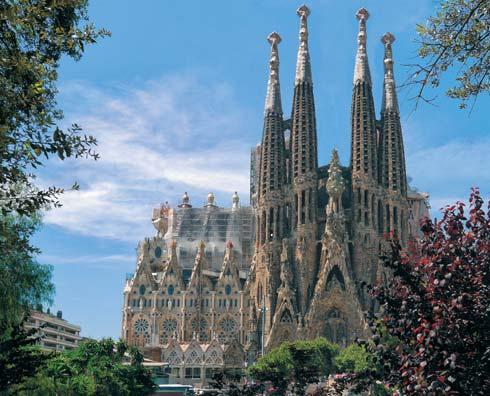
<box><xmin>353</xmin><ymin>8</ymin><xmax>372</xmax><ymax>85</ymax></box>
<box><xmin>295</xmin><ymin>5</ymin><xmax>312</xmax><ymax>85</ymax></box>
<box><xmin>264</xmin><ymin>32</ymin><xmax>283</xmax><ymax>115</ymax></box>
<box><xmin>290</xmin><ymin>5</ymin><xmax>318</xmax><ymax>318</ymax></box>
<box><xmin>350</xmin><ymin>8</ymin><xmax>377</xmax><ymax>181</ymax></box>
<box><xmin>379</xmin><ymin>32</ymin><xmax>407</xmax><ymax>196</ymax></box>
<box><xmin>291</xmin><ymin>4</ymin><xmax>318</xmax><ymax>229</ymax></box>
<box><xmin>257</xmin><ymin>32</ymin><xmax>287</xmax><ymax>244</ymax></box>
<box><xmin>381</xmin><ymin>32</ymin><xmax>399</xmax><ymax>112</ymax></box>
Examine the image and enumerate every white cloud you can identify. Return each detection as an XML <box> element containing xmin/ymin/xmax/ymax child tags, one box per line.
<box><xmin>406</xmin><ymin>136</ymin><xmax>490</xmax><ymax>217</ymax></box>
<box><xmin>43</xmin><ymin>75</ymin><xmax>254</xmax><ymax>241</ymax></box>
<box><xmin>407</xmin><ymin>137</ymin><xmax>490</xmax><ymax>191</ymax></box>
<box><xmin>40</xmin><ymin>253</ymin><xmax>134</xmax><ymax>269</ymax></box>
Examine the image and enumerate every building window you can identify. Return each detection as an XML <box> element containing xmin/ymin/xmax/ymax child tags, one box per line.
<box><xmin>185</xmin><ymin>368</ymin><xmax>192</xmax><ymax>378</ymax></box>
<box><xmin>205</xmin><ymin>368</ymin><xmax>215</xmax><ymax>379</ymax></box>
<box><xmin>171</xmin><ymin>367</ymin><xmax>180</xmax><ymax>378</ymax></box>
<box><xmin>193</xmin><ymin>368</ymin><xmax>201</xmax><ymax>379</ymax></box>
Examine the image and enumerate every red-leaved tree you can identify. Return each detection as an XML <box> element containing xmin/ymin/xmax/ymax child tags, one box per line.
<box><xmin>351</xmin><ymin>188</ymin><xmax>490</xmax><ymax>395</ymax></box>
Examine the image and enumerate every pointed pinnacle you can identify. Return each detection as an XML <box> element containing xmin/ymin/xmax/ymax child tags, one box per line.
<box><xmin>356</xmin><ymin>8</ymin><xmax>369</xmax><ymax>21</ymax></box>
<box><xmin>297</xmin><ymin>4</ymin><xmax>310</xmax><ymax>18</ymax></box>
<box><xmin>267</xmin><ymin>32</ymin><xmax>281</xmax><ymax>45</ymax></box>
<box><xmin>382</xmin><ymin>32</ymin><xmax>395</xmax><ymax>45</ymax></box>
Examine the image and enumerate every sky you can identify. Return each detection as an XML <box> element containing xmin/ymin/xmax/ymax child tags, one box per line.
<box><xmin>33</xmin><ymin>0</ymin><xmax>490</xmax><ymax>339</ymax></box>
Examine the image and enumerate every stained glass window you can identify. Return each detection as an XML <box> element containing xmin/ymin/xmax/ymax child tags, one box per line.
<box><xmin>155</xmin><ymin>246</ymin><xmax>162</xmax><ymax>258</ymax></box>
<box><xmin>225</xmin><ymin>285</ymin><xmax>232</xmax><ymax>295</ymax></box>
<box><xmin>220</xmin><ymin>318</ymin><xmax>236</xmax><ymax>333</ymax></box>
<box><xmin>134</xmin><ymin>318</ymin><xmax>149</xmax><ymax>335</ymax></box>
<box><xmin>191</xmin><ymin>318</ymin><xmax>208</xmax><ymax>332</ymax></box>
<box><xmin>162</xmin><ymin>319</ymin><xmax>177</xmax><ymax>333</ymax></box>
<box><xmin>168</xmin><ymin>285</ymin><xmax>174</xmax><ymax>295</ymax></box>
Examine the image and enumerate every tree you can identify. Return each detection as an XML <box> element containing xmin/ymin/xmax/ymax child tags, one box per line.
<box><xmin>0</xmin><ymin>0</ymin><xmax>109</xmax><ymax>216</ymax></box>
<box><xmin>354</xmin><ymin>189</ymin><xmax>490</xmax><ymax>394</ymax></box>
<box><xmin>409</xmin><ymin>0</ymin><xmax>489</xmax><ymax>108</ymax></box>
<box><xmin>0</xmin><ymin>1</ymin><xmax>108</xmax><ymax>389</ymax></box>
<box><xmin>0</xmin><ymin>214</ymin><xmax>54</xmax><ymax>331</ymax></box>
<box><xmin>12</xmin><ymin>338</ymin><xmax>155</xmax><ymax>395</ymax></box>
<box><xmin>334</xmin><ymin>344</ymin><xmax>369</xmax><ymax>374</ymax></box>
<box><xmin>0</xmin><ymin>320</ymin><xmax>49</xmax><ymax>391</ymax></box>
<box><xmin>209</xmin><ymin>370</ymin><xmax>265</xmax><ymax>396</ymax></box>
<box><xmin>248</xmin><ymin>338</ymin><xmax>339</xmax><ymax>395</ymax></box>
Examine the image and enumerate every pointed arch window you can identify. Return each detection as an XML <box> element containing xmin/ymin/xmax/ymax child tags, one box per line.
<box><xmin>280</xmin><ymin>308</ymin><xmax>293</xmax><ymax>323</ymax></box>
<box><xmin>326</xmin><ymin>266</ymin><xmax>346</xmax><ymax>291</ymax></box>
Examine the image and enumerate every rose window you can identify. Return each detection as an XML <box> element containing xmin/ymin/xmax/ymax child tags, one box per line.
<box><xmin>134</xmin><ymin>318</ymin><xmax>149</xmax><ymax>335</ymax></box>
<box><xmin>220</xmin><ymin>318</ymin><xmax>237</xmax><ymax>333</ymax></box>
<box><xmin>162</xmin><ymin>319</ymin><xmax>178</xmax><ymax>335</ymax></box>
<box><xmin>191</xmin><ymin>318</ymin><xmax>208</xmax><ymax>332</ymax></box>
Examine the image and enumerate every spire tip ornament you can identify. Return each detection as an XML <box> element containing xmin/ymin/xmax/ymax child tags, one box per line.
<box><xmin>356</xmin><ymin>8</ymin><xmax>369</xmax><ymax>21</ymax></box>
<box><xmin>294</xmin><ymin>4</ymin><xmax>312</xmax><ymax>84</ymax></box>
<box><xmin>267</xmin><ymin>32</ymin><xmax>281</xmax><ymax>45</ymax></box>
<box><xmin>297</xmin><ymin>4</ymin><xmax>311</xmax><ymax>18</ymax></box>
<box><xmin>353</xmin><ymin>7</ymin><xmax>372</xmax><ymax>85</ymax></box>
<box><xmin>382</xmin><ymin>32</ymin><xmax>395</xmax><ymax>45</ymax></box>
<box><xmin>264</xmin><ymin>32</ymin><xmax>283</xmax><ymax>115</ymax></box>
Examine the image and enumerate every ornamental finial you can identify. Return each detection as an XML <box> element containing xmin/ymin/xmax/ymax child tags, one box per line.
<box><xmin>382</xmin><ymin>32</ymin><xmax>395</xmax><ymax>45</ymax></box>
<box><xmin>264</xmin><ymin>32</ymin><xmax>283</xmax><ymax>114</ymax></box>
<box><xmin>295</xmin><ymin>5</ymin><xmax>312</xmax><ymax>84</ymax></box>
<box><xmin>353</xmin><ymin>8</ymin><xmax>372</xmax><ymax>85</ymax></box>
<box><xmin>267</xmin><ymin>31</ymin><xmax>281</xmax><ymax>45</ymax></box>
<box><xmin>356</xmin><ymin>8</ymin><xmax>369</xmax><ymax>21</ymax></box>
<box><xmin>297</xmin><ymin>4</ymin><xmax>310</xmax><ymax>18</ymax></box>
<box><xmin>381</xmin><ymin>32</ymin><xmax>399</xmax><ymax>112</ymax></box>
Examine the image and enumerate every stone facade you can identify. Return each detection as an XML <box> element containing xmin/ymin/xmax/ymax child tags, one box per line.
<box><xmin>121</xmin><ymin>5</ymin><xmax>431</xmax><ymax>378</ymax></box>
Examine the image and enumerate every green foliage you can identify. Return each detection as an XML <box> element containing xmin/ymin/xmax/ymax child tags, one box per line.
<box><xmin>335</xmin><ymin>344</ymin><xmax>369</xmax><ymax>374</ymax></box>
<box><xmin>12</xmin><ymin>338</ymin><xmax>155</xmax><ymax>395</ymax></box>
<box><xmin>0</xmin><ymin>214</ymin><xmax>54</xmax><ymax>332</ymax></box>
<box><xmin>248</xmin><ymin>338</ymin><xmax>339</xmax><ymax>395</ymax></box>
<box><xmin>0</xmin><ymin>320</ymin><xmax>49</xmax><ymax>391</ymax></box>
<box><xmin>411</xmin><ymin>0</ymin><xmax>489</xmax><ymax>108</ymax></box>
<box><xmin>0</xmin><ymin>0</ymin><xmax>110</xmax><ymax>215</ymax></box>
<box><xmin>350</xmin><ymin>190</ymin><xmax>490</xmax><ymax>394</ymax></box>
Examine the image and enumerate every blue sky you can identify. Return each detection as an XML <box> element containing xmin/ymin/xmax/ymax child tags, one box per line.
<box><xmin>33</xmin><ymin>0</ymin><xmax>490</xmax><ymax>339</ymax></box>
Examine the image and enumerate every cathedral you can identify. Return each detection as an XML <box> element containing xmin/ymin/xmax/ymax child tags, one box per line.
<box><xmin>121</xmin><ymin>6</ymin><xmax>430</xmax><ymax>385</ymax></box>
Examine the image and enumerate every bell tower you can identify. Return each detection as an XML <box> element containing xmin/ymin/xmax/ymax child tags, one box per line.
<box><xmin>290</xmin><ymin>5</ymin><xmax>319</xmax><ymax>316</ymax></box>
